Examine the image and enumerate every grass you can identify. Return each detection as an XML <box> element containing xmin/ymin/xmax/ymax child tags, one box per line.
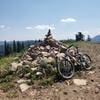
<box><xmin>0</xmin><ymin>82</ymin><xmax>15</xmax><ymax>92</ymax></box>
<box><xmin>61</xmin><ymin>39</ymin><xmax>94</xmax><ymax>45</ymax></box>
<box><xmin>0</xmin><ymin>52</ymin><xmax>24</xmax><ymax>94</ymax></box>
<box><xmin>6</xmin><ymin>90</ymin><xmax>19</xmax><ymax>98</ymax></box>
<box><xmin>0</xmin><ymin>52</ymin><xmax>24</xmax><ymax>71</ymax></box>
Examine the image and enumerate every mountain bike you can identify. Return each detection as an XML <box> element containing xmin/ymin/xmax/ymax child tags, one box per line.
<box><xmin>56</xmin><ymin>45</ymin><xmax>92</xmax><ymax>79</ymax></box>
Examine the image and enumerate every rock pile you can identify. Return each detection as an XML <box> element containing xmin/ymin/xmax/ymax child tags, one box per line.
<box><xmin>10</xmin><ymin>30</ymin><xmax>68</xmax><ymax>91</ymax></box>
<box><xmin>22</xmin><ymin>29</ymin><xmax>67</xmax><ymax>62</ymax></box>
<box><xmin>15</xmin><ymin>30</ymin><xmax>67</xmax><ymax>75</ymax></box>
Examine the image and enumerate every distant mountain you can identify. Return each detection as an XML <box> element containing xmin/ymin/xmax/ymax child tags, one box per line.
<box><xmin>92</xmin><ymin>35</ymin><xmax>100</xmax><ymax>43</ymax></box>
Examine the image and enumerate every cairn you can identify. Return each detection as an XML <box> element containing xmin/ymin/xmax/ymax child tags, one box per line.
<box><xmin>10</xmin><ymin>30</ymin><xmax>68</xmax><ymax>92</ymax></box>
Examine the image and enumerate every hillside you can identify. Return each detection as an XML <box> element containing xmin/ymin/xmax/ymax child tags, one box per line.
<box><xmin>0</xmin><ymin>41</ymin><xmax>100</xmax><ymax>100</ymax></box>
<box><xmin>92</xmin><ymin>35</ymin><xmax>100</xmax><ymax>43</ymax></box>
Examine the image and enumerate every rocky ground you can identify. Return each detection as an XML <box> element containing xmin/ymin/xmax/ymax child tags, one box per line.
<box><xmin>0</xmin><ymin>32</ymin><xmax>100</xmax><ymax>100</ymax></box>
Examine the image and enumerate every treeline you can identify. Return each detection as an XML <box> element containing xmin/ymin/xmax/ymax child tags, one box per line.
<box><xmin>60</xmin><ymin>32</ymin><xmax>91</xmax><ymax>44</ymax></box>
<box><xmin>75</xmin><ymin>32</ymin><xmax>91</xmax><ymax>41</ymax></box>
<box><xmin>4</xmin><ymin>40</ymin><xmax>42</xmax><ymax>56</ymax></box>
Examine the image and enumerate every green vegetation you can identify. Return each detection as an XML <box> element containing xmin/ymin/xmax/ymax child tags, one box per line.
<box><xmin>60</xmin><ymin>39</ymin><xmax>93</xmax><ymax>46</ymax></box>
<box><xmin>0</xmin><ymin>52</ymin><xmax>24</xmax><ymax>94</ymax></box>
<box><xmin>0</xmin><ymin>82</ymin><xmax>15</xmax><ymax>92</ymax></box>
<box><xmin>0</xmin><ymin>52</ymin><xmax>23</xmax><ymax>69</ymax></box>
<box><xmin>6</xmin><ymin>90</ymin><xmax>18</xmax><ymax>98</ymax></box>
<box><xmin>39</xmin><ymin>77</ymin><xmax>54</xmax><ymax>86</ymax></box>
<box><xmin>60</xmin><ymin>39</ymin><xmax>76</xmax><ymax>45</ymax></box>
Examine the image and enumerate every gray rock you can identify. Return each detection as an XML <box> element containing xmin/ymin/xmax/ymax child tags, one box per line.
<box><xmin>17</xmin><ymin>79</ymin><xmax>31</xmax><ymax>84</ymax></box>
<box><xmin>47</xmin><ymin>57</ymin><xmax>54</xmax><ymax>63</ymax></box>
<box><xmin>40</xmin><ymin>46</ymin><xmax>44</xmax><ymax>50</ymax></box>
<box><xmin>36</xmin><ymin>72</ymin><xmax>43</xmax><ymax>76</ymax></box>
<box><xmin>11</xmin><ymin>62</ymin><xmax>22</xmax><ymax>71</ymax></box>
<box><xmin>73</xmin><ymin>79</ymin><xmax>87</xmax><ymax>86</ymax></box>
<box><xmin>32</xmin><ymin>60</ymin><xmax>37</xmax><ymax>66</ymax></box>
<box><xmin>30</xmin><ymin>45</ymin><xmax>34</xmax><ymax>48</ymax></box>
<box><xmin>46</xmin><ymin>45</ymin><xmax>50</xmax><ymax>50</ymax></box>
<box><xmin>88</xmin><ymin>71</ymin><xmax>95</xmax><ymax>75</ymax></box>
<box><xmin>31</xmin><ymin>67</ymin><xmax>38</xmax><ymax>71</ymax></box>
<box><xmin>19</xmin><ymin>83</ymin><xmax>31</xmax><ymax>92</ymax></box>
<box><xmin>57</xmin><ymin>53</ymin><xmax>65</xmax><ymax>58</ymax></box>
<box><xmin>26</xmin><ymin>55</ymin><xmax>33</xmax><ymax>61</ymax></box>
<box><xmin>22</xmin><ymin>60</ymin><xmax>30</xmax><ymax>65</ymax></box>
<box><xmin>41</xmin><ymin>51</ymin><xmax>49</xmax><ymax>57</ymax></box>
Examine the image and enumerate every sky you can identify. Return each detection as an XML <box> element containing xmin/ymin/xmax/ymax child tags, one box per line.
<box><xmin>0</xmin><ymin>0</ymin><xmax>100</xmax><ymax>41</ymax></box>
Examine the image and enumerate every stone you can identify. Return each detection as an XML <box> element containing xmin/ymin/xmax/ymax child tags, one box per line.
<box><xmin>60</xmin><ymin>45</ymin><xmax>67</xmax><ymax>49</ymax></box>
<box><xmin>46</xmin><ymin>45</ymin><xmax>50</xmax><ymax>50</ymax></box>
<box><xmin>40</xmin><ymin>46</ymin><xmax>44</xmax><ymax>50</ymax></box>
<box><xmin>65</xmin><ymin>80</ymin><xmax>70</xmax><ymax>86</ymax></box>
<box><xmin>53</xmin><ymin>51</ymin><xmax>58</xmax><ymax>54</ymax></box>
<box><xmin>24</xmin><ymin>73</ymin><xmax>31</xmax><ymax>78</ymax></box>
<box><xmin>18</xmin><ymin>63</ymin><xmax>23</xmax><ymax>66</ymax></box>
<box><xmin>19</xmin><ymin>83</ymin><xmax>31</xmax><ymax>92</ymax></box>
<box><xmin>22</xmin><ymin>60</ymin><xmax>30</xmax><ymax>65</ymax></box>
<box><xmin>36</xmin><ymin>72</ymin><xmax>43</xmax><ymax>76</ymax></box>
<box><xmin>27</xmin><ymin>56</ymin><xmax>33</xmax><ymax>61</ymax></box>
<box><xmin>17</xmin><ymin>79</ymin><xmax>31</xmax><ymax>84</ymax></box>
<box><xmin>11</xmin><ymin>62</ymin><xmax>22</xmax><ymax>71</ymax></box>
<box><xmin>32</xmin><ymin>60</ymin><xmax>37</xmax><ymax>65</ymax></box>
<box><xmin>31</xmin><ymin>67</ymin><xmax>38</xmax><ymax>71</ymax></box>
<box><xmin>41</xmin><ymin>52</ymin><xmax>49</xmax><ymax>57</ymax></box>
<box><xmin>57</xmin><ymin>53</ymin><xmax>65</xmax><ymax>58</ymax></box>
<box><xmin>30</xmin><ymin>52</ymin><xmax>38</xmax><ymax>59</ymax></box>
<box><xmin>73</xmin><ymin>79</ymin><xmax>87</xmax><ymax>86</ymax></box>
<box><xmin>30</xmin><ymin>45</ymin><xmax>34</xmax><ymax>48</ymax></box>
<box><xmin>88</xmin><ymin>71</ymin><xmax>95</xmax><ymax>75</ymax></box>
<box><xmin>47</xmin><ymin>57</ymin><xmax>54</xmax><ymax>63</ymax></box>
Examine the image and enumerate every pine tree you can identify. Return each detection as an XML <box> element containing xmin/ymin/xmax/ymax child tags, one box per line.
<box><xmin>13</xmin><ymin>40</ymin><xmax>16</xmax><ymax>52</ymax></box>
<box><xmin>21</xmin><ymin>41</ymin><xmax>25</xmax><ymax>50</ymax></box>
<box><xmin>75</xmin><ymin>32</ymin><xmax>84</xmax><ymax>41</ymax></box>
<box><xmin>6</xmin><ymin>43</ymin><xmax>11</xmax><ymax>55</ymax></box>
<box><xmin>17</xmin><ymin>41</ymin><xmax>21</xmax><ymax>52</ymax></box>
<box><xmin>87</xmin><ymin>35</ymin><xmax>91</xmax><ymax>41</ymax></box>
<box><xmin>4</xmin><ymin>40</ymin><xmax>7</xmax><ymax>55</ymax></box>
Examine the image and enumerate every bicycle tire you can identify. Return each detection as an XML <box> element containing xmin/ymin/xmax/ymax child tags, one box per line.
<box><xmin>80</xmin><ymin>54</ymin><xmax>92</xmax><ymax>70</ymax></box>
<box><xmin>56</xmin><ymin>57</ymin><xmax>75</xmax><ymax>79</ymax></box>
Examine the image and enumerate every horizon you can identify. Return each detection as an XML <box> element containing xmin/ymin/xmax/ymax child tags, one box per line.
<box><xmin>0</xmin><ymin>0</ymin><xmax>100</xmax><ymax>41</ymax></box>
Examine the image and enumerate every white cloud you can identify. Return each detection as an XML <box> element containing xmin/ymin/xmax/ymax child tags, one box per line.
<box><xmin>0</xmin><ymin>25</ymin><xmax>6</xmax><ymax>29</ymax></box>
<box><xmin>25</xmin><ymin>26</ymin><xmax>33</xmax><ymax>30</ymax></box>
<box><xmin>60</xmin><ymin>18</ymin><xmax>76</xmax><ymax>23</ymax></box>
<box><xmin>0</xmin><ymin>25</ymin><xmax>11</xmax><ymax>30</ymax></box>
<box><xmin>34</xmin><ymin>25</ymin><xmax>55</xmax><ymax>30</ymax></box>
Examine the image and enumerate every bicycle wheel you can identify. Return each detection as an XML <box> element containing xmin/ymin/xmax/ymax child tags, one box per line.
<box><xmin>81</xmin><ymin>54</ymin><xmax>92</xmax><ymax>70</ymax></box>
<box><xmin>57</xmin><ymin>57</ymin><xmax>75</xmax><ymax>79</ymax></box>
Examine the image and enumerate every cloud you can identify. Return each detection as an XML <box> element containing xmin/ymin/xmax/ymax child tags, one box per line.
<box><xmin>60</xmin><ymin>18</ymin><xmax>76</xmax><ymax>23</ymax></box>
<box><xmin>0</xmin><ymin>25</ymin><xmax>11</xmax><ymax>30</ymax></box>
<box><xmin>34</xmin><ymin>25</ymin><xmax>55</xmax><ymax>30</ymax></box>
<box><xmin>0</xmin><ymin>25</ymin><xmax>6</xmax><ymax>29</ymax></box>
<box><xmin>25</xmin><ymin>26</ymin><xmax>33</xmax><ymax>30</ymax></box>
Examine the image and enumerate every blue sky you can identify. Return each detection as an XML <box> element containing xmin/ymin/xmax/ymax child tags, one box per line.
<box><xmin>0</xmin><ymin>0</ymin><xmax>100</xmax><ymax>40</ymax></box>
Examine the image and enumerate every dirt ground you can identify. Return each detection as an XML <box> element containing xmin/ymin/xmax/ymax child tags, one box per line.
<box><xmin>0</xmin><ymin>42</ymin><xmax>100</xmax><ymax>100</ymax></box>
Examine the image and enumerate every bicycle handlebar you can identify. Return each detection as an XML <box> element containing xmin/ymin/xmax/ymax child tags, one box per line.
<box><xmin>66</xmin><ymin>45</ymin><xmax>79</xmax><ymax>53</ymax></box>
